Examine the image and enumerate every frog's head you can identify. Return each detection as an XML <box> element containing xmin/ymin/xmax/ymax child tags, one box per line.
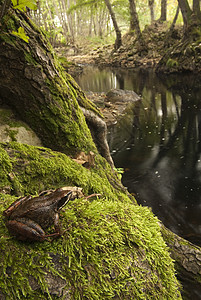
<box><xmin>56</xmin><ymin>186</ymin><xmax>84</xmax><ymax>210</ymax></box>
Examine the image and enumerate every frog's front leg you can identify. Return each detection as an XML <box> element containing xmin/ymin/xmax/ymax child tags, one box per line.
<box><xmin>54</xmin><ymin>212</ymin><xmax>62</xmax><ymax>235</ymax></box>
<box><xmin>6</xmin><ymin>217</ymin><xmax>47</xmax><ymax>241</ymax></box>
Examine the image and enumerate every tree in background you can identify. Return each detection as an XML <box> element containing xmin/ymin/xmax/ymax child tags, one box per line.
<box><xmin>156</xmin><ymin>0</ymin><xmax>201</xmax><ymax>72</ymax></box>
<box><xmin>148</xmin><ymin>0</ymin><xmax>155</xmax><ymax>23</ymax></box>
<box><xmin>104</xmin><ymin>0</ymin><xmax>122</xmax><ymax>49</ymax></box>
<box><xmin>160</xmin><ymin>0</ymin><xmax>167</xmax><ymax>21</ymax></box>
<box><xmin>29</xmin><ymin>0</ymin><xmax>181</xmax><ymax>49</ymax></box>
<box><xmin>129</xmin><ymin>0</ymin><xmax>146</xmax><ymax>49</ymax></box>
<box><xmin>178</xmin><ymin>0</ymin><xmax>201</xmax><ymax>29</ymax></box>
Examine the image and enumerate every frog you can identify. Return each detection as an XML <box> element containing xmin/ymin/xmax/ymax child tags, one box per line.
<box><xmin>3</xmin><ymin>186</ymin><xmax>83</xmax><ymax>242</ymax></box>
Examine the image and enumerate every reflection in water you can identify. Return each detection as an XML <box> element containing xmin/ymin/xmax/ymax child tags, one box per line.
<box><xmin>112</xmin><ymin>92</ymin><xmax>201</xmax><ymax>246</ymax></box>
<box><xmin>78</xmin><ymin>66</ymin><xmax>201</xmax><ymax>246</ymax></box>
<box><xmin>78</xmin><ymin>66</ymin><xmax>201</xmax><ymax>298</ymax></box>
<box><xmin>78</xmin><ymin>67</ymin><xmax>201</xmax><ymax>246</ymax></box>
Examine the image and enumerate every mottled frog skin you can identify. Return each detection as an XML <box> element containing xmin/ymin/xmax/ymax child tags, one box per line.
<box><xmin>3</xmin><ymin>186</ymin><xmax>83</xmax><ymax>241</ymax></box>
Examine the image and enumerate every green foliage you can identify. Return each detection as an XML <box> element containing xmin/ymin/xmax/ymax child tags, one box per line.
<box><xmin>11</xmin><ymin>0</ymin><xmax>37</xmax><ymax>11</ymax></box>
<box><xmin>9</xmin><ymin>0</ymin><xmax>37</xmax><ymax>43</ymax></box>
<box><xmin>12</xmin><ymin>26</ymin><xmax>29</xmax><ymax>42</ymax></box>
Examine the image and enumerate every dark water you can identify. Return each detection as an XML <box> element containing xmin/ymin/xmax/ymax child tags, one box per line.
<box><xmin>78</xmin><ymin>66</ymin><xmax>201</xmax><ymax>245</ymax></box>
<box><xmin>77</xmin><ymin>66</ymin><xmax>201</xmax><ymax>298</ymax></box>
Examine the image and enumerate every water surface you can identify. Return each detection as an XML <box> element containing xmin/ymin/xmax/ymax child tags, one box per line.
<box><xmin>77</xmin><ymin>66</ymin><xmax>201</xmax><ymax>247</ymax></box>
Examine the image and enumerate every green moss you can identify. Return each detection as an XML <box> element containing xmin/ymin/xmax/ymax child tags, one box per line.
<box><xmin>166</xmin><ymin>58</ymin><xmax>179</xmax><ymax>68</ymax></box>
<box><xmin>24</xmin><ymin>51</ymin><xmax>38</xmax><ymax>65</ymax></box>
<box><xmin>0</xmin><ymin>192</ymin><xmax>181</xmax><ymax>299</ymax></box>
<box><xmin>0</xmin><ymin>31</ymin><xmax>16</xmax><ymax>46</ymax></box>
<box><xmin>0</xmin><ymin>147</ymin><xmax>13</xmax><ymax>189</ymax></box>
<box><xmin>0</xmin><ymin>142</ymin><xmax>182</xmax><ymax>299</ymax></box>
<box><xmin>4</xmin><ymin>14</ymin><xmax>18</xmax><ymax>31</ymax></box>
<box><xmin>0</xmin><ymin>142</ymin><xmax>120</xmax><ymax>199</ymax></box>
<box><xmin>5</xmin><ymin>128</ymin><xmax>18</xmax><ymax>142</ymax></box>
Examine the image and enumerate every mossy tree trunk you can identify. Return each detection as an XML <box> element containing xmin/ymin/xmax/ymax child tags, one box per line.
<box><xmin>0</xmin><ymin>4</ymin><xmax>200</xmax><ymax>300</ymax></box>
<box><xmin>178</xmin><ymin>0</ymin><xmax>192</xmax><ymax>28</ymax></box>
<box><xmin>0</xmin><ymin>9</ymin><xmax>112</xmax><ymax>164</ymax></box>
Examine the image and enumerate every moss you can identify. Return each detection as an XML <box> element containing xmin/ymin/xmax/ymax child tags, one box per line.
<box><xmin>5</xmin><ymin>128</ymin><xmax>18</xmax><ymax>141</ymax></box>
<box><xmin>0</xmin><ymin>31</ymin><xmax>16</xmax><ymax>46</ymax></box>
<box><xmin>24</xmin><ymin>51</ymin><xmax>38</xmax><ymax>65</ymax></box>
<box><xmin>0</xmin><ymin>192</ymin><xmax>181</xmax><ymax>299</ymax></box>
<box><xmin>166</xmin><ymin>58</ymin><xmax>179</xmax><ymax>68</ymax></box>
<box><xmin>0</xmin><ymin>142</ymin><xmax>182</xmax><ymax>299</ymax></box>
<box><xmin>0</xmin><ymin>142</ymin><xmax>120</xmax><ymax>199</ymax></box>
<box><xmin>0</xmin><ymin>147</ymin><xmax>13</xmax><ymax>189</ymax></box>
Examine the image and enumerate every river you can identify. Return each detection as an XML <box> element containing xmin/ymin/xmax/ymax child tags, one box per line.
<box><xmin>77</xmin><ymin>66</ymin><xmax>201</xmax><ymax>298</ymax></box>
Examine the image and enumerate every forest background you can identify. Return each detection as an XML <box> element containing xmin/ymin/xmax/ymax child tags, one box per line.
<box><xmin>31</xmin><ymin>0</ymin><xmax>187</xmax><ymax>51</ymax></box>
<box><xmin>29</xmin><ymin>0</ymin><xmax>201</xmax><ymax>73</ymax></box>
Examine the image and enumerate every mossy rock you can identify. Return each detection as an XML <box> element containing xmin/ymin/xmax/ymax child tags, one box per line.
<box><xmin>0</xmin><ymin>142</ymin><xmax>182</xmax><ymax>299</ymax></box>
<box><xmin>0</xmin><ymin>107</ymin><xmax>42</xmax><ymax>146</ymax></box>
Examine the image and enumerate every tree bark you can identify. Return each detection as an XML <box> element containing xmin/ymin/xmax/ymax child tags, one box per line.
<box><xmin>0</xmin><ymin>10</ymin><xmax>114</xmax><ymax>166</ymax></box>
<box><xmin>160</xmin><ymin>0</ymin><xmax>167</xmax><ymax>21</ymax></box>
<box><xmin>161</xmin><ymin>225</ymin><xmax>201</xmax><ymax>288</ymax></box>
<box><xmin>148</xmin><ymin>0</ymin><xmax>155</xmax><ymax>23</ymax></box>
<box><xmin>177</xmin><ymin>0</ymin><xmax>192</xmax><ymax>28</ymax></box>
<box><xmin>193</xmin><ymin>0</ymin><xmax>201</xmax><ymax>18</ymax></box>
<box><xmin>169</xmin><ymin>5</ymin><xmax>180</xmax><ymax>31</ymax></box>
<box><xmin>129</xmin><ymin>0</ymin><xmax>146</xmax><ymax>49</ymax></box>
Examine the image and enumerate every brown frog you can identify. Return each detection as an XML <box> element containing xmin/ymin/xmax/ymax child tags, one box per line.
<box><xmin>3</xmin><ymin>186</ymin><xmax>83</xmax><ymax>242</ymax></box>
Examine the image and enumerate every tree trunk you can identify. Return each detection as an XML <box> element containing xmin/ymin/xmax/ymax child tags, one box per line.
<box><xmin>193</xmin><ymin>0</ymin><xmax>201</xmax><ymax>18</ymax></box>
<box><xmin>161</xmin><ymin>225</ymin><xmax>201</xmax><ymax>291</ymax></box>
<box><xmin>169</xmin><ymin>5</ymin><xmax>180</xmax><ymax>31</ymax></box>
<box><xmin>0</xmin><ymin>9</ymin><xmax>114</xmax><ymax>166</ymax></box>
<box><xmin>104</xmin><ymin>0</ymin><xmax>122</xmax><ymax>49</ymax></box>
<box><xmin>160</xmin><ymin>0</ymin><xmax>167</xmax><ymax>21</ymax></box>
<box><xmin>148</xmin><ymin>0</ymin><xmax>155</xmax><ymax>23</ymax></box>
<box><xmin>177</xmin><ymin>0</ymin><xmax>192</xmax><ymax>28</ymax></box>
<box><xmin>129</xmin><ymin>0</ymin><xmax>146</xmax><ymax>49</ymax></box>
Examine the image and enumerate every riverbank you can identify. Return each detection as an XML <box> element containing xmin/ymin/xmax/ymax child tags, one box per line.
<box><xmin>57</xmin><ymin>22</ymin><xmax>182</xmax><ymax>71</ymax></box>
<box><xmin>58</xmin><ymin>20</ymin><xmax>201</xmax><ymax>74</ymax></box>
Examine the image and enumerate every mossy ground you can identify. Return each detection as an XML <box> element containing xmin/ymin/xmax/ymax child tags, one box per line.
<box><xmin>0</xmin><ymin>142</ymin><xmax>182</xmax><ymax>299</ymax></box>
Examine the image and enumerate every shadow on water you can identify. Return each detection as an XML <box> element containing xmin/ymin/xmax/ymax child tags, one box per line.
<box><xmin>77</xmin><ymin>67</ymin><xmax>201</xmax><ymax>299</ymax></box>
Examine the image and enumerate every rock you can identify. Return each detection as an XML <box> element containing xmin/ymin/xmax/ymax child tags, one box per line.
<box><xmin>86</xmin><ymin>90</ymin><xmax>141</xmax><ymax>126</ymax></box>
<box><xmin>106</xmin><ymin>89</ymin><xmax>141</xmax><ymax>103</ymax></box>
<box><xmin>0</xmin><ymin>107</ymin><xmax>42</xmax><ymax>146</ymax></box>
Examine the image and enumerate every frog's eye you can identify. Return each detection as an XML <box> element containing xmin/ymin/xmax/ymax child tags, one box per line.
<box><xmin>58</xmin><ymin>191</ymin><xmax>72</xmax><ymax>209</ymax></box>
